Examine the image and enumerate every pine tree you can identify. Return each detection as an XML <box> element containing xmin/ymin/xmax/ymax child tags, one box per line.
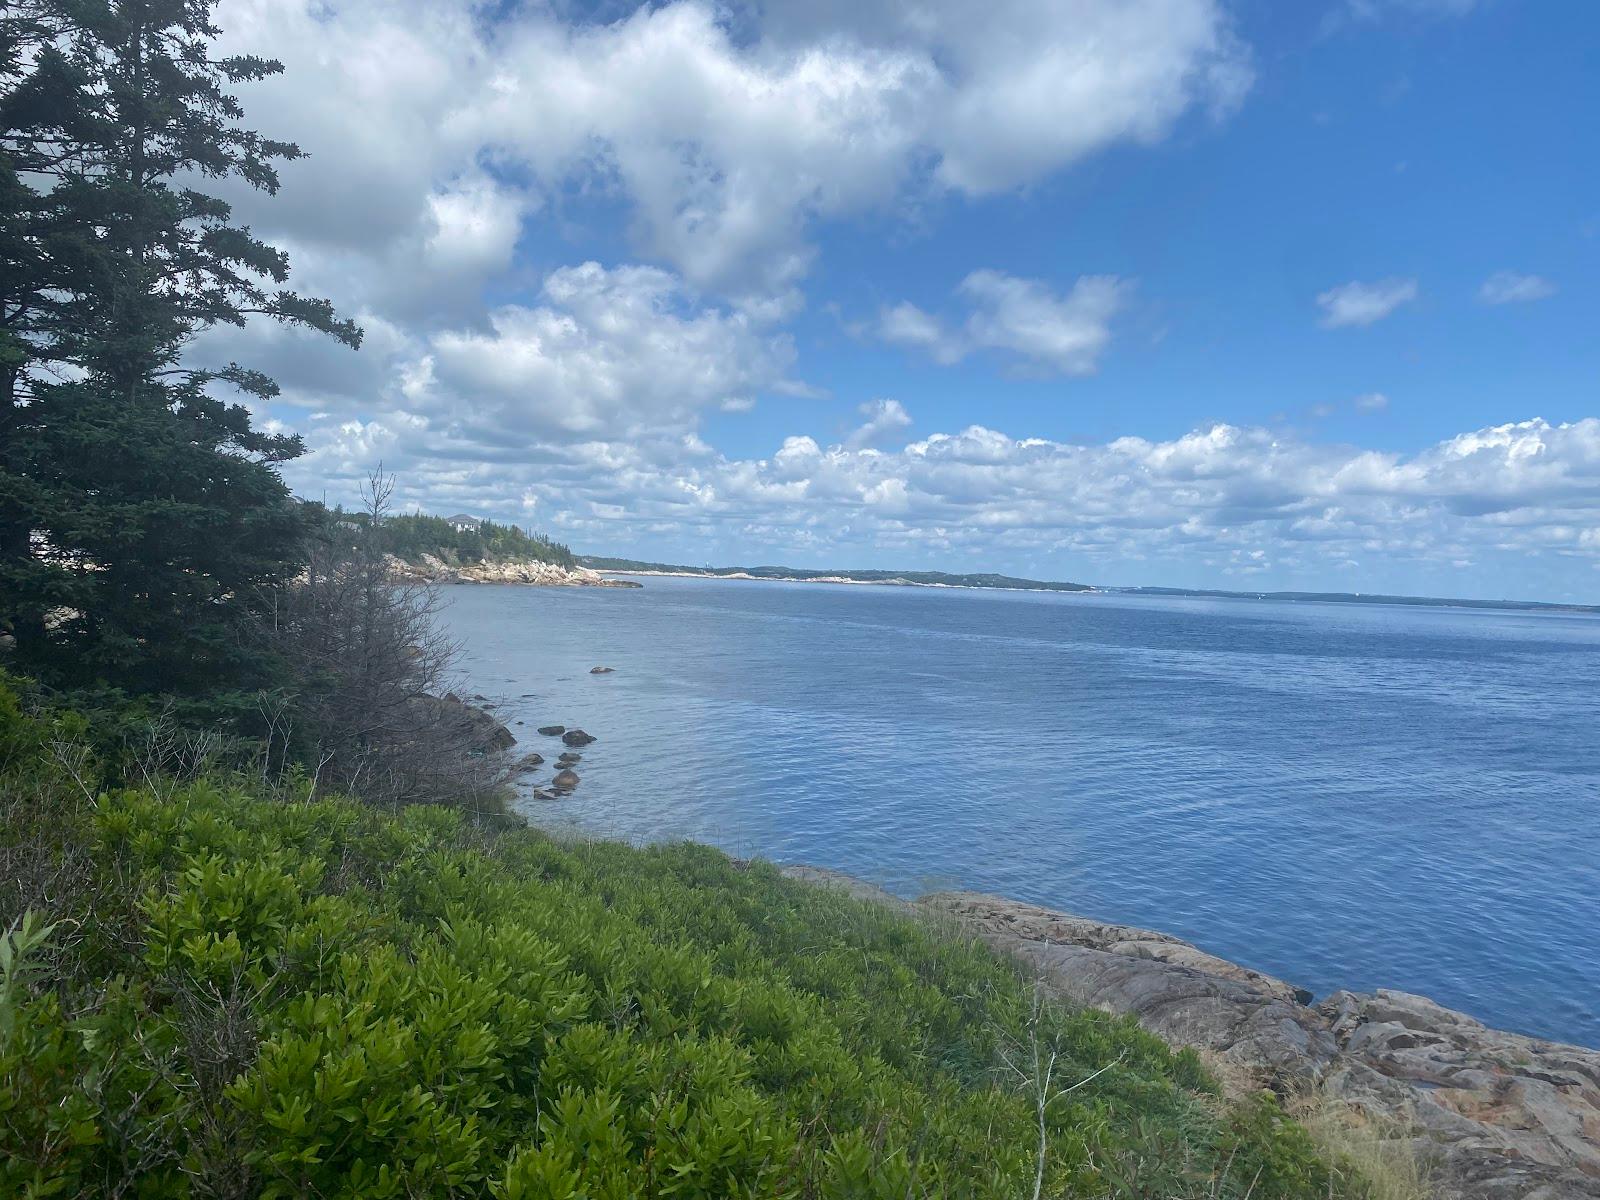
<box><xmin>0</xmin><ymin>0</ymin><xmax>360</xmax><ymax>692</ymax></box>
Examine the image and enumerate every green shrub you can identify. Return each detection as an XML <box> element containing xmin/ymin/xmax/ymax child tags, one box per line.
<box><xmin>0</xmin><ymin>681</ymin><xmax>1370</xmax><ymax>1198</ymax></box>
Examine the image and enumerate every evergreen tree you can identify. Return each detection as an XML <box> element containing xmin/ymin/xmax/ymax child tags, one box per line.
<box><xmin>0</xmin><ymin>0</ymin><xmax>359</xmax><ymax>692</ymax></box>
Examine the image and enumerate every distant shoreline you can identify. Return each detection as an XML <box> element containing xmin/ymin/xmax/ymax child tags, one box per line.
<box><xmin>577</xmin><ymin>557</ymin><xmax>1095</xmax><ymax>595</ymax></box>
<box><xmin>579</xmin><ymin>556</ymin><xmax>1600</xmax><ymax>615</ymax></box>
<box><xmin>600</xmin><ymin>568</ymin><xmax>1096</xmax><ymax>594</ymax></box>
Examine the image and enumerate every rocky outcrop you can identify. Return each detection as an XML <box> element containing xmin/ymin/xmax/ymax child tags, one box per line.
<box><xmin>406</xmin><ymin>693</ymin><xmax>516</xmax><ymax>753</ymax></box>
<box><xmin>784</xmin><ymin>872</ymin><xmax>1600</xmax><ymax>1200</ymax></box>
<box><xmin>1316</xmin><ymin>990</ymin><xmax>1600</xmax><ymax>1200</ymax></box>
<box><xmin>920</xmin><ymin>892</ymin><xmax>1336</xmax><ymax>1086</ymax></box>
<box><xmin>386</xmin><ymin>553</ymin><xmax>641</xmax><ymax>588</ymax></box>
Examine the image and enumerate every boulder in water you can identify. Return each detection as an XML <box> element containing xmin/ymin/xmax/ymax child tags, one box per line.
<box><xmin>552</xmin><ymin>768</ymin><xmax>580</xmax><ymax>791</ymax></box>
<box><xmin>590</xmin><ymin>666</ymin><xmax>616</xmax><ymax>674</ymax></box>
<box><xmin>562</xmin><ymin>729</ymin><xmax>596</xmax><ymax>747</ymax></box>
<box><xmin>537</xmin><ymin>725</ymin><xmax>565</xmax><ymax>736</ymax></box>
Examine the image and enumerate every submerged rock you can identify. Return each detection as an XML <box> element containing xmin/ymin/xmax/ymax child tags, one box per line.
<box><xmin>536</xmin><ymin>725</ymin><xmax>565</xmax><ymax>736</ymax></box>
<box><xmin>590</xmin><ymin>666</ymin><xmax>616</xmax><ymax>674</ymax></box>
<box><xmin>561</xmin><ymin>729</ymin><xmax>596</xmax><ymax>747</ymax></box>
<box><xmin>515</xmin><ymin>753</ymin><xmax>544</xmax><ymax>771</ymax></box>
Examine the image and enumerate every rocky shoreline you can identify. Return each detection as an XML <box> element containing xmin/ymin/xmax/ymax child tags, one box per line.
<box><xmin>433</xmin><ymin>675</ymin><xmax>1600</xmax><ymax>1200</ymax></box>
<box><xmin>782</xmin><ymin>868</ymin><xmax>1600</xmax><ymax>1200</ymax></box>
<box><xmin>387</xmin><ymin>553</ymin><xmax>641</xmax><ymax>587</ymax></box>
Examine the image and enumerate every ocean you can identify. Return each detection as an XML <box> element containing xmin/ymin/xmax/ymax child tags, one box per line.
<box><xmin>442</xmin><ymin>575</ymin><xmax>1600</xmax><ymax>1046</ymax></box>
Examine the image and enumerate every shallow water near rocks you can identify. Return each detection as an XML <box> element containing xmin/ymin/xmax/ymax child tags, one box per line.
<box><xmin>442</xmin><ymin>576</ymin><xmax>1600</xmax><ymax>1047</ymax></box>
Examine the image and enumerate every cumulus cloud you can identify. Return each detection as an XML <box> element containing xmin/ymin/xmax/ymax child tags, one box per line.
<box><xmin>286</xmin><ymin>410</ymin><xmax>1600</xmax><ymax>585</ymax></box>
<box><xmin>1478</xmin><ymin>271</ymin><xmax>1557</xmax><ymax>305</ymax></box>
<box><xmin>414</xmin><ymin>262</ymin><xmax>797</xmax><ymax>440</ymax></box>
<box><xmin>214</xmin><ymin>0</ymin><xmax>1248</xmax><ymax>300</ymax></box>
<box><xmin>880</xmin><ymin>271</ymin><xmax>1130</xmax><ymax>375</ymax></box>
<box><xmin>194</xmin><ymin>0</ymin><xmax>1250</xmax><ymax>487</ymax></box>
<box><xmin>1316</xmin><ymin>277</ymin><xmax>1419</xmax><ymax>328</ymax></box>
<box><xmin>845</xmin><ymin>398</ymin><xmax>913</xmax><ymax>449</ymax></box>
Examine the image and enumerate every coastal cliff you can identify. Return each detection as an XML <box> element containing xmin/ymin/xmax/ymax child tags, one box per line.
<box><xmin>783</xmin><ymin>869</ymin><xmax>1600</xmax><ymax>1200</ymax></box>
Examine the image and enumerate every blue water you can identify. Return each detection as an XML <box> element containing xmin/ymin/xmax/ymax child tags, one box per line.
<box><xmin>443</xmin><ymin>577</ymin><xmax>1600</xmax><ymax>1047</ymax></box>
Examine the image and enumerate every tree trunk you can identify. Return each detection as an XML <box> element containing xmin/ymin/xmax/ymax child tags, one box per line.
<box><xmin>0</xmin><ymin>360</ymin><xmax>45</xmax><ymax>651</ymax></box>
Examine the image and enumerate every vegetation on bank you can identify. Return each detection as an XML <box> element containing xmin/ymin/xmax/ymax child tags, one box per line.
<box><xmin>1</xmin><ymin>678</ymin><xmax>1379</xmax><ymax>1200</ymax></box>
<box><xmin>380</xmin><ymin>514</ymin><xmax>576</xmax><ymax>570</ymax></box>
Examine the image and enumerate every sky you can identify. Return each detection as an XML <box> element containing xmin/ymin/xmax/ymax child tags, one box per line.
<box><xmin>201</xmin><ymin>0</ymin><xmax>1600</xmax><ymax>600</ymax></box>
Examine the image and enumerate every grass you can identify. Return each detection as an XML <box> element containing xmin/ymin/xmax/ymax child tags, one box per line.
<box><xmin>1294</xmin><ymin>1093</ymin><xmax>1430</xmax><ymax>1200</ymax></box>
<box><xmin>0</xmin><ymin>677</ymin><xmax>1385</xmax><ymax>1198</ymax></box>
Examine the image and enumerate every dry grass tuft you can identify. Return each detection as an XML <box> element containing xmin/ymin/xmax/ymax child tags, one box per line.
<box><xmin>1294</xmin><ymin>1089</ymin><xmax>1432</xmax><ymax>1200</ymax></box>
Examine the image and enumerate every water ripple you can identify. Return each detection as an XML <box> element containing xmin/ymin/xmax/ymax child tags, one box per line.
<box><xmin>444</xmin><ymin>578</ymin><xmax>1600</xmax><ymax>1046</ymax></box>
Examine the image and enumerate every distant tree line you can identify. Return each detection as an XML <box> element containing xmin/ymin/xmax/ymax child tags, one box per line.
<box><xmin>375</xmin><ymin>513</ymin><xmax>576</xmax><ymax>569</ymax></box>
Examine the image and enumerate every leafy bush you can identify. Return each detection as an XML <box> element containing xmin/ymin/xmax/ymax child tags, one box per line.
<box><xmin>0</xmin><ymin>681</ymin><xmax>1374</xmax><ymax>1198</ymax></box>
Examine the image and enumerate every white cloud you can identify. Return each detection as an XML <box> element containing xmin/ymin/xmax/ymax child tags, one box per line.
<box><xmin>1354</xmin><ymin>391</ymin><xmax>1390</xmax><ymax>412</ymax></box>
<box><xmin>424</xmin><ymin>176</ymin><xmax>528</xmax><ymax>278</ymax></box>
<box><xmin>1316</xmin><ymin>277</ymin><xmax>1419</xmax><ymax>328</ymax></box>
<box><xmin>880</xmin><ymin>271</ymin><xmax>1130</xmax><ymax>375</ymax></box>
<box><xmin>499</xmin><ymin>0</ymin><xmax>1247</xmax><ymax>290</ymax></box>
<box><xmin>421</xmin><ymin>262</ymin><xmax>798</xmax><ymax>439</ymax></box>
<box><xmin>215</xmin><ymin>0</ymin><xmax>1248</xmax><ymax>299</ymax></box>
<box><xmin>960</xmin><ymin>272</ymin><xmax>1129</xmax><ymax>375</ymax></box>
<box><xmin>189</xmin><ymin>1</ymin><xmax>1596</xmax><ymax>595</ymax></box>
<box><xmin>1478</xmin><ymin>271</ymin><xmax>1557</xmax><ymax>306</ymax></box>
<box><xmin>287</xmin><ymin>407</ymin><xmax>1600</xmax><ymax>587</ymax></box>
<box><xmin>845</xmin><ymin>398</ymin><xmax>913</xmax><ymax>449</ymax></box>
<box><xmin>878</xmin><ymin>303</ymin><xmax>956</xmax><ymax>362</ymax></box>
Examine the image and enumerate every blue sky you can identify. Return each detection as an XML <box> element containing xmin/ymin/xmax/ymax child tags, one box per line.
<box><xmin>207</xmin><ymin>0</ymin><xmax>1599</xmax><ymax>600</ymax></box>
